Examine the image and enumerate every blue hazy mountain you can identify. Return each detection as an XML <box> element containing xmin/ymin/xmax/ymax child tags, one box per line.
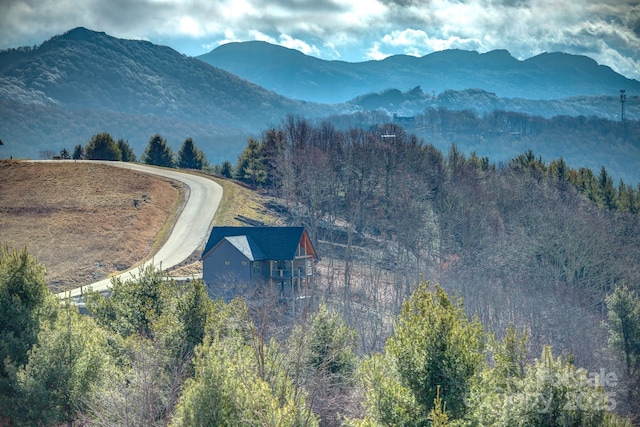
<box><xmin>0</xmin><ymin>27</ymin><xmax>335</xmax><ymax>161</ymax></box>
<box><xmin>199</xmin><ymin>41</ymin><xmax>640</xmax><ymax>104</ymax></box>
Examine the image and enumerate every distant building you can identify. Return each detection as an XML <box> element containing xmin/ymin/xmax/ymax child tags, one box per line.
<box><xmin>201</xmin><ymin>226</ymin><xmax>317</xmax><ymax>302</ymax></box>
<box><xmin>393</xmin><ymin>113</ymin><xmax>415</xmax><ymax>124</ymax></box>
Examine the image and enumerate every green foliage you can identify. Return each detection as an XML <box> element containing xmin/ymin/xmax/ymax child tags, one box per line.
<box><xmin>172</xmin><ymin>299</ymin><xmax>318</xmax><ymax>427</ymax></box>
<box><xmin>0</xmin><ymin>246</ymin><xmax>51</xmax><ymax>416</ymax></box>
<box><xmin>287</xmin><ymin>303</ymin><xmax>358</xmax><ymax>425</ymax></box>
<box><xmin>605</xmin><ymin>285</ymin><xmax>640</xmax><ymax>378</ymax></box>
<box><xmin>177</xmin><ymin>137</ymin><xmax>208</xmax><ymax>170</ymax></box>
<box><xmin>85</xmin><ymin>132</ymin><xmax>122</xmax><ymax>161</ymax></box>
<box><xmin>290</xmin><ymin>302</ymin><xmax>358</xmax><ymax>380</ymax></box>
<box><xmin>490</xmin><ymin>347</ymin><xmax>610</xmax><ymax>427</ymax></box>
<box><xmin>351</xmin><ymin>283</ymin><xmax>485</xmax><ymax>425</ymax></box>
<box><xmin>346</xmin><ymin>354</ymin><xmax>421</xmax><ymax>427</ymax></box>
<box><xmin>152</xmin><ymin>278</ymin><xmax>211</xmax><ymax>360</ymax></box>
<box><xmin>143</xmin><ymin>133</ymin><xmax>176</xmax><ymax>168</ymax></box>
<box><xmin>15</xmin><ymin>304</ymin><xmax>110</xmax><ymax>426</ymax></box>
<box><xmin>71</xmin><ymin>144</ymin><xmax>84</xmax><ymax>160</ymax></box>
<box><xmin>604</xmin><ymin>287</ymin><xmax>639</xmax><ymax>427</ymax></box>
<box><xmin>492</xmin><ymin>323</ymin><xmax>529</xmax><ymax>383</ymax></box>
<box><xmin>235</xmin><ymin>137</ymin><xmax>267</xmax><ymax>186</ymax></box>
<box><xmin>218</xmin><ymin>160</ymin><xmax>233</xmax><ymax>178</ymax></box>
<box><xmin>116</xmin><ymin>138</ymin><xmax>137</xmax><ymax>162</ymax></box>
<box><xmin>85</xmin><ymin>264</ymin><xmax>169</xmax><ymax>338</ymax></box>
<box><xmin>599</xmin><ymin>166</ymin><xmax>617</xmax><ymax>210</ymax></box>
<box><xmin>387</xmin><ymin>282</ymin><xmax>485</xmax><ymax>419</ymax></box>
<box><xmin>428</xmin><ymin>386</ymin><xmax>450</xmax><ymax>427</ymax></box>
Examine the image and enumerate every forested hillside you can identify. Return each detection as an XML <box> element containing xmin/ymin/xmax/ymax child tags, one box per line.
<box><xmin>0</xmin><ymin>27</ymin><xmax>335</xmax><ymax>162</ymax></box>
<box><xmin>2</xmin><ymin>117</ymin><xmax>640</xmax><ymax>423</ymax></box>
<box><xmin>346</xmin><ymin>86</ymin><xmax>640</xmax><ymax>121</ymax></box>
<box><xmin>324</xmin><ymin>107</ymin><xmax>640</xmax><ymax>184</ymax></box>
<box><xmin>230</xmin><ymin>117</ymin><xmax>640</xmax><ymax>420</ymax></box>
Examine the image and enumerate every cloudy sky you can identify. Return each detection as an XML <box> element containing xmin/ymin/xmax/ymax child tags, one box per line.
<box><xmin>1</xmin><ymin>0</ymin><xmax>639</xmax><ymax>80</ymax></box>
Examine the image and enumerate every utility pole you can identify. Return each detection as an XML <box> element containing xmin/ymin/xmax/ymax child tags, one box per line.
<box><xmin>620</xmin><ymin>89</ymin><xmax>626</xmax><ymax>123</ymax></box>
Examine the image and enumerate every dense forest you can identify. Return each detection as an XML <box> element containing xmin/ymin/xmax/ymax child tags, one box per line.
<box><xmin>325</xmin><ymin>107</ymin><xmax>640</xmax><ymax>184</ymax></box>
<box><xmin>2</xmin><ymin>118</ymin><xmax>640</xmax><ymax>425</ymax></box>
<box><xmin>230</xmin><ymin>117</ymin><xmax>640</xmax><ymax>419</ymax></box>
<box><xmin>1</xmin><ymin>248</ymin><xmax>637</xmax><ymax>426</ymax></box>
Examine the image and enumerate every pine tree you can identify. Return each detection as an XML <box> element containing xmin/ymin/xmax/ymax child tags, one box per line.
<box><xmin>85</xmin><ymin>132</ymin><xmax>122</xmax><ymax>161</ymax></box>
<box><xmin>177</xmin><ymin>137</ymin><xmax>207</xmax><ymax>170</ymax></box>
<box><xmin>71</xmin><ymin>144</ymin><xmax>84</xmax><ymax>160</ymax></box>
<box><xmin>0</xmin><ymin>247</ymin><xmax>52</xmax><ymax>421</ymax></box>
<box><xmin>142</xmin><ymin>134</ymin><xmax>175</xmax><ymax>168</ymax></box>
<box><xmin>116</xmin><ymin>138</ymin><xmax>137</xmax><ymax>162</ymax></box>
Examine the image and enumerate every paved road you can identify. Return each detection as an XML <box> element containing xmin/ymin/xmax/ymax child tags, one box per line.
<box><xmin>56</xmin><ymin>161</ymin><xmax>222</xmax><ymax>299</ymax></box>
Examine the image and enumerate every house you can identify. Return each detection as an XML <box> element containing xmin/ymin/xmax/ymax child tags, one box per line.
<box><xmin>201</xmin><ymin>226</ymin><xmax>317</xmax><ymax>301</ymax></box>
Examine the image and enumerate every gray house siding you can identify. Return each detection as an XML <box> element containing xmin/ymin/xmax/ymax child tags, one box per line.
<box><xmin>202</xmin><ymin>239</ymin><xmax>251</xmax><ymax>291</ymax></box>
<box><xmin>202</xmin><ymin>227</ymin><xmax>317</xmax><ymax>305</ymax></box>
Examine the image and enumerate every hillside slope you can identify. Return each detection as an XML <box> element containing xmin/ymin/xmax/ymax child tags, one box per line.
<box><xmin>0</xmin><ymin>28</ymin><xmax>336</xmax><ymax>161</ymax></box>
<box><xmin>0</xmin><ymin>160</ymin><xmax>182</xmax><ymax>291</ymax></box>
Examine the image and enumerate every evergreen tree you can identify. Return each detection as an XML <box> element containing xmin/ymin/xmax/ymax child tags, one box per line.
<box><xmin>288</xmin><ymin>302</ymin><xmax>358</xmax><ymax>424</ymax></box>
<box><xmin>0</xmin><ymin>247</ymin><xmax>52</xmax><ymax>421</ymax></box>
<box><xmin>16</xmin><ymin>304</ymin><xmax>110</xmax><ymax>426</ymax></box>
<box><xmin>599</xmin><ymin>166</ymin><xmax>617</xmax><ymax>210</ymax></box>
<box><xmin>177</xmin><ymin>137</ymin><xmax>208</xmax><ymax>170</ymax></box>
<box><xmin>350</xmin><ymin>282</ymin><xmax>485</xmax><ymax>425</ymax></box>
<box><xmin>142</xmin><ymin>134</ymin><xmax>176</xmax><ymax>168</ymax></box>
<box><xmin>85</xmin><ymin>132</ymin><xmax>122</xmax><ymax>161</ymax></box>
<box><xmin>116</xmin><ymin>138</ymin><xmax>137</xmax><ymax>162</ymax></box>
<box><xmin>235</xmin><ymin>137</ymin><xmax>267</xmax><ymax>186</ymax></box>
<box><xmin>493</xmin><ymin>347</ymin><xmax>611</xmax><ymax>427</ymax></box>
<box><xmin>85</xmin><ymin>264</ymin><xmax>167</xmax><ymax>339</ymax></box>
<box><xmin>172</xmin><ymin>299</ymin><xmax>318</xmax><ymax>426</ymax></box>
<box><xmin>71</xmin><ymin>144</ymin><xmax>84</xmax><ymax>160</ymax></box>
<box><xmin>605</xmin><ymin>286</ymin><xmax>640</xmax><ymax>402</ymax></box>
<box><xmin>218</xmin><ymin>160</ymin><xmax>233</xmax><ymax>178</ymax></box>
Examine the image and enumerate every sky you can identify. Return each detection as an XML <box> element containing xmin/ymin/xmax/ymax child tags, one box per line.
<box><xmin>1</xmin><ymin>0</ymin><xmax>639</xmax><ymax>80</ymax></box>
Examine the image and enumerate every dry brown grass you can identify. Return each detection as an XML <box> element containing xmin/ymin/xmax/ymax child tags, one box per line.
<box><xmin>167</xmin><ymin>176</ymin><xmax>285</xmax><ymax>278</ymax></box>
<box><xmin>0</xmin><ymin>160</ymin><xmax>183</xmax><ymax>292</ymax></box>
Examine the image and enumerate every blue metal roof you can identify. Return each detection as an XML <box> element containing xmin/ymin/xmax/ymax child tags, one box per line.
<box><xmin>202</xmin><ymin>226</ymin><xmax>309</xmax><ymax>261</ymax></box>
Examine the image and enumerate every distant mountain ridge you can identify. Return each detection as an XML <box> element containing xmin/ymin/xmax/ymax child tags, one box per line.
<box><xmin>0</xmin><ymin>27</ymin><xmax>329</xmax><ymax>125</ymax></box>
<box><xmin>199</xmin><ymin>41</ymin><xmax>640</xmax><ymax>103</ymax></box>
<box><xmin>0</xmin><ymin>27</ymin><xmax>334</xmax><ymax>161</ymax></box>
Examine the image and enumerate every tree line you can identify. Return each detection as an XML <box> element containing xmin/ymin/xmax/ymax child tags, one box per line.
<box><xmin>0</xmin><ymin>246</ymin><xmax>637</xmax><ymax>426</ymax></box>
<box><xmin>54</xmin><ymin>132</ymin><xmax>209</xmax><ymax>170</ymax></box>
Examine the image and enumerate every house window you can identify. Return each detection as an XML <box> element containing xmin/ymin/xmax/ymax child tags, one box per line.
<box><xmin>253</xmin><ymin>263</ymin><xmax>261</xmax><ymax>273</ymax></box>
<box><xmin>224</xmin><ymin>261</ymin><xmax>231</xmax><ymax>266</ymax></box>
<box><xmin>241</xmin><ymin>261</ymin><xmax>248</xmax><ymax>266</ymax></box>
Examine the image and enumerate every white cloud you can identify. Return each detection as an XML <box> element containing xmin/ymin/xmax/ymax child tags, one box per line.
<box><xmin>278</xmin><ymin>33</ymin><xmax>321</xmax><ymax>56</ymax></box>
<box><xmin>248</xmin><ymin>30</ymin><xmax>277</xmax><ymax>44</ymax></box>
<box><xmin>366</xmin><ymin>42</ymin><xmax>389</xmax><ymax>60</ymax></box>
<box><xmin>178</xmin><ymin>16</ymin><xmax>205</xmax><ymax>38</ymax></box>
<box><xmin>0</xmin><ymin>0</ymin><xmax>638</xmax><ymax>79</ymax></box>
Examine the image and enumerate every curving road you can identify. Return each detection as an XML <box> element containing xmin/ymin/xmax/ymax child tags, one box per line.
<box><xmin>56</xmin><ymin>161</ymin><xmax>222</xmax><ymax>299</ymax></box>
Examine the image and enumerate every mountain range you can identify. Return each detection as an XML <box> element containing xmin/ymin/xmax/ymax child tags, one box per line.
<box><xmin>0</xmin><ymin>27</ymin><xmax>333</xmax><ymax>161</ymax></box>
<box><xmin>199</xmin><ymin>40</ymin><xmax>640</xmax><ymax>103</ymax></box>
<box><xmin>0</xmin><ymin>27</ymin><xmax>638</xmax><ymax>166</ymax></box>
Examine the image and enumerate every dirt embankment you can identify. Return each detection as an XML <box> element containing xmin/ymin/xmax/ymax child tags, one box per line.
<box><xmin>0</xmin><ymin>160</ymin><xmax>183</xmax><ymax>292</ymax></box>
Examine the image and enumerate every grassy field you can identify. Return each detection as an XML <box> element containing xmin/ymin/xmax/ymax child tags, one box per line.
<box><xmin>0</xmin><ymin>160</ymin><xmax>284</xmax><ymax>291</ymax></box>
<box><xmin>0</xmin><ymin>160</ymin><xmax>183</xmax><ymax>292</ymax></box>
